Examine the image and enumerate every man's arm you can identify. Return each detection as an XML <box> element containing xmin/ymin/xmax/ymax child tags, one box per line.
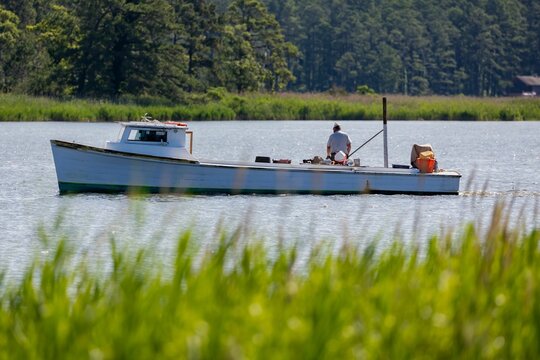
<box><xmin>327</xmin><ymin>145</ymin><xmax>332</xmax><ymax>157</ymax></box>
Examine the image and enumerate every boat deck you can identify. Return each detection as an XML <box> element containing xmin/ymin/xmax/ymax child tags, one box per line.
<box><xmin>199</xmin><ymin>159</ymin><xmax>461</xmax><ymax>177</ymax></box>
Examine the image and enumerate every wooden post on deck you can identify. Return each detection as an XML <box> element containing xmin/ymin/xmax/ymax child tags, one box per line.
<box><xmin>383</xmin><ymin>97</ymin><xmax>388</xmax><ymax>168</ymax></box>
<box><xmin>187</xmin><ymin>131</ymin><xmax>193</xmax><ymax>154</ymax></box>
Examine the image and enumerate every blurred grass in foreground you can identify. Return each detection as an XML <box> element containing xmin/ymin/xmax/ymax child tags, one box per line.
<box><xmin>1</xmin><ymin>202</ymin><xmax>539</xmax><ymax>359</ymax></box>
<box><xmin>1</xmin><ymin>93</ymin><xmax>540</xmax><ymax>121</ymax></box>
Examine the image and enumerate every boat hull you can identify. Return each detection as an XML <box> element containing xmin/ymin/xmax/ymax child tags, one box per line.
<box><xmin>51</xmin><ymin>140</ymin><xmax>461</xmax><ymax>195</ymax></box>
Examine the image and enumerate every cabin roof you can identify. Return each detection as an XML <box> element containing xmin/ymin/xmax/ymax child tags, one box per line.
<box><xmin>515</xmin><ymin>76</ymin><xmax>540</xmax><ymax>86</ymax></box>
<box><xmin>120</xmin><ymin>121</ymin><xmax>188</xmax><ymax>129</ymax></box>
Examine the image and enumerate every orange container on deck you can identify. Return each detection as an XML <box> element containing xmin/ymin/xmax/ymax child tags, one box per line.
<box><xmin>416</xmin><ymin>158</ymin><xmax>436</xmax><ymax>173</ymax></box>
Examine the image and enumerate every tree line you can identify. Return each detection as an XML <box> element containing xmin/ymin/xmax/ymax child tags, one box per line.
<box><xmin>258</xmin><ymin>0</ymin><xmax>540</xmax><ymax>96</ymax></box>
<box><xmin>0</xmin><ymin>0</ymin><xmax>539</xmax><ymax>100</ymax></box>
<box><xmin>0</xmin><ymin>0</ymin><xmax>296</xmax><ymax>100</ymax></box>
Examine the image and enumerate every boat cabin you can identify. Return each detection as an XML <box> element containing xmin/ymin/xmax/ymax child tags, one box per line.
<box><xmin>105</xmin><ymin>121</ymin><xmax>194</xmax><ymax>160</ymax></box>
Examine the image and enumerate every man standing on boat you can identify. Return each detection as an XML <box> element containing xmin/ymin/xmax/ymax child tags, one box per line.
<box><xmin>327</xmin><ymin>122</ymin><xmax>352</xmax><ymax>160</ymax></box>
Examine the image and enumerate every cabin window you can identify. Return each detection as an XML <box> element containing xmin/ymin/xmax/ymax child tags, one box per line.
<box><xmin>128</xmin><ymin>129</ymin><xmax>168</xmax><ymax>142</ymax></box>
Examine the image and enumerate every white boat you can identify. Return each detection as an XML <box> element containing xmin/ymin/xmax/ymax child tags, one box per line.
<box><xmin>50</xmin><ymin>114</ymin><xmax>461</xmax><ymax>195</ymax></box>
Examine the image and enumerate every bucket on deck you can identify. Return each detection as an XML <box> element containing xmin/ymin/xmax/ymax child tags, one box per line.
<box><xmin>334</xmin><ymin>151</ymin><xmax>347</xmax><ymax>162</ymax></box>
<box><xmin>416</xmin><ymin>158</ymin><xmax>436</xmax><ymax>173</ymax></box>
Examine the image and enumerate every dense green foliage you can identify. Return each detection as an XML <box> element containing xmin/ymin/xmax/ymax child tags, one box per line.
<box><xmin>0</xmin><ymin>0</ymin><xmax>297</xmax><ymax>99</ymax></box>
<box><xmin>261</xmin><ymin>0</ymin><xmax>540</xmax><ymax>96</ymax></box>
<box><xmin>1</xmin><ymin>204</ymin><xmax>539</xmax><ymax>358</ymax></box>
<box><xmin>2</xmin><ymin>93</ymin><xmax>540</xmax><ymax>121</ymax></box>
<box><xmin>1</xmin><ymin>0</ymin><xmax>539</xmax><ymax>99</ymax></box>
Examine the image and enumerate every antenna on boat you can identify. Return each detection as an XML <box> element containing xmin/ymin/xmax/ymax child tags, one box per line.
<box><xmin>141</xmin><ymin>113</ymin><xmax>154</xmax><ymax>122</ymax></box>
<box><xmin>383</xmin><ymin>97</ymin><xmax>388</xmax><ymax>168</ymax></box>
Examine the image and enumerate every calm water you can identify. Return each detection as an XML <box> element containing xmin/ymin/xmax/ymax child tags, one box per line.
<box><xmin>1</xmin><ymin>121</ymin><xmax>539</xmax><ymax>279</ymax></box>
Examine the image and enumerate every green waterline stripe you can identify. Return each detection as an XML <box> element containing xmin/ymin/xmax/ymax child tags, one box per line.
<box><xmin>57</xmin><ymin>182</ymin><xmax>459</xmax><ymax>196</ymax></box>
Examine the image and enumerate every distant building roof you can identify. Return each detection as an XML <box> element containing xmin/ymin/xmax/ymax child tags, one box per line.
<box><xmin>516</xmin><ymin>76</ymin><xmax>540</xmax><ymax>86</ymax></box>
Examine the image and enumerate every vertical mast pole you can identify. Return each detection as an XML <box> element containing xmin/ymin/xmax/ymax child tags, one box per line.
<box><xmin>383</xmin><ymin>97</ymin><xmax>388</xmax><ymax>168</ymax></box>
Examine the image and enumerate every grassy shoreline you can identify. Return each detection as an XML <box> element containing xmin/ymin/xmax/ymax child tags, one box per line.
<box><xmin>1</xmin><ymin>204</ymin><xmax>539</xmax><ymax>358</ymax></box>
<box><xmin>1</xmin><ymin>93</ymin><xmax>540</xmax><ymax>121</ymax></box>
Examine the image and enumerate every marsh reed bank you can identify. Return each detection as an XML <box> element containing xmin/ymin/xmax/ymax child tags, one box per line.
<box><xmin>1</xmin><ymin>203</ymin><xmax>539</xmax><ymax>358</ymax></box>
<box><xmin>1</xmin><ymin>93</ymin><xmax>539</xmax><ymax>121</ymax></box>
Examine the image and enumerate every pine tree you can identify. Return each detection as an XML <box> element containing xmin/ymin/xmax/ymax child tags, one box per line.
<box><xmin>72</xmin><ymin>0</ymin><xmax>187</xmax><ymax>99</ymax></box>
<box><xmin>0</xmin><ymin>5</ymin><xmax>20</xmax><ymax>92</ymax></box>
<box><xmin>27</xmin><ymin>4</ymin><xmax>80</xmax><ymax>96</ymax></box>
<box><xmin>224</xmin><ymin>0</ymin><xmax>297</xmax><ymax>92</ymax></box>
<box><xmin>169</xmin><ymin>0</ymin><xmax>220</xmax><ymax>92</ymax></box>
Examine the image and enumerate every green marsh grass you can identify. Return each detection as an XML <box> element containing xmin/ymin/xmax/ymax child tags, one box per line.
<box><xmin>1</xmin><ymin>202</ymin><xmax>539</xmax><ymax>358</ymax></box>
<box><xmin>1</xmin><ymin>93</ymin><xmax>540</xmax><ymax>121</ymax></box>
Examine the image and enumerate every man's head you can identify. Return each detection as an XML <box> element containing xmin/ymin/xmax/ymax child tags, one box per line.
<box><xmin>333</xmin><ymin>122</ymin><xmax>341</xmax><ymax>132</ymax></box>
